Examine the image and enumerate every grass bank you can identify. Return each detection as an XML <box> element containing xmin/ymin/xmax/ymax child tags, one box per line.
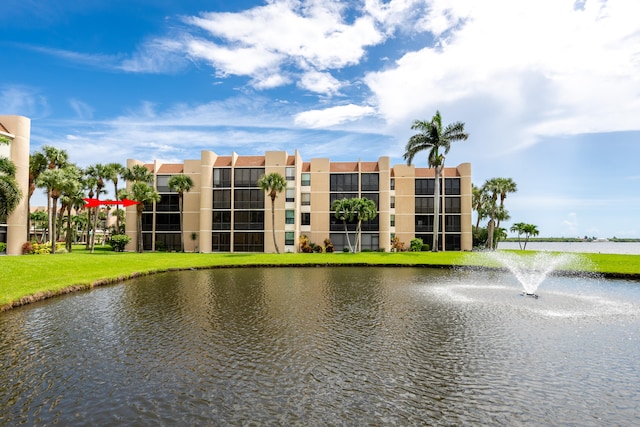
<box><xmin>1</xmin><ymin>247</ymin><xmax>638</xmax><ymax>311</ymax></box>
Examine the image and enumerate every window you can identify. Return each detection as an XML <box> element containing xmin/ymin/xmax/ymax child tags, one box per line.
<box><xmin>156</xmin><ymin>175</ymin><xmax>172</xmax><ymax>192</ymax></box>
<box><xmin>445</xmin><ymin>234</ymin><xmax>461</xmax><ymax>251</ymax></box>
<box><xmin>301</xmin><ymin>173</ymin><xmax>311</xmax><ymax>186</ymax></box>
<box><xmin>415</xmin><ymin>215</ymin><xmax>434</xmax><ymax>232</ymax></box>
<box><xmin>234</xmin><ymin>189</ymin><xmax>264</xmax><ymax>209</ymax></box>
<box><xmin>213</xmin><ymin>169</ymin><xmax>231</xmax><ymax>188</ymax></box>
<box><xmin>286</xmin><ymin>167</ymin><xmax>295</xmax><ymax>181</ymax></box>
<box><xmin>285</xmin><ymin>232</ymin><xmax>295</xmax><ymax>245</ymax></box>
<box><xmin>361</xmin><ymin>173</ymin><xmax>379</xmax><ymax>191</ymax></box>
<box><xmin>415</xmin><ymin>179</ymin><xmax>435</xmax><ymax>195</ymax></box>
<box><xmin>286</xmin><ymin>188</ymin><xmax>295</xmax><ymax>202</ymax></box>
<box><xmin>390</xmin><ymin>196</ymin><xmax>395</xmax><ymax>209</ymax></box>
<box><xmin>233</xmin><ymin>232</ymin><xmax>264</xmax><ymax>252</ymax></box>
<box><xmin>212</xmin><ymin>232</ymin><xmax>231</xmax><ymax>251</ymax></box>
<box><xmin>285</xmin><ymin>210</ymin><xmax>295</xmax><ymax>224</ymax></box>
<box><xmin>361</xmin><ymin>216</ymin><xmax>379</xmax><ymax>232</ymax></box>
<box><xmin>156</xmin><ymin>194</ymin><xmax>179</xmax><ymax>212</ymax></box>
<box><xmin>155</xmin><ymin>213</ymin><xmax>180</xmax><ymax>231</ymax></box>
<box><xmin>444</xmin><ymin>178</ymin><xmax>461</xmax><ymax>195</ymax></box>
<box><xmin>212</xmin><ymin>211</ymin><xmax>231</xmax><ymax>230</ymax></box>
<box><xmin>330</xmin><ymin>173</ymin><xmax>358</xmax><ymax>192</ymax></box>
<box><xmin>360</xmin><ymin>233</ymin><xmax>379</xmax><ymax>251</ymax></box>
<box><xmin>444</xmin><ymin>197</ymin><xmax>461</xmax><ymax>213</ymax></box>
<box><xmin>415</xmin><ymin>197</ymin><xmax>434</xmax><ymax>214</ymax></box>
<box><xmin>362</xmin><ymin>193</ymin><xmax>379</xmax><ymax>209</ymax></box>
<box><xmin>301</xmin><ymin>212</ymin><xmax>310</xmax><ymax>226</ymax></box>
<box><xmin>234</xmin><ymin>168</ymin><xmax>264</xmax><ymax>187</ymax></box>
<box><xmin>390</xmin><ymin>214</ymin><xmax>395</xmax><ymax>227</ymax></box>
<box><xmin>155</xmin><ymin>233</ymin><xmax>181</xmax><ymax>251</ymax></box>
<box><xmin>142</xmin><ymin>212</ymin><xmax>153</xmax><ymax>231</ymax></box>
<box><xmin>329</xmin><ymin>193</ymin><xmax>357</xmax><ymax>208</ymax></box>
<box><xmin>234</xmin><ymin>211</ymin><xmax>264</xmax><ymax>230</ymax></box>
<box><xmin>301</xmin><ymin>193</ymin><xmax>310</xmax><ymax>206</ymax></box>
<box><xmin>330</xmin><ymin>214</ymin><xmax>357</xmax><ymax>231</ymax></box>
<box><xmin>445</xmin><ymin>215</ymin><xmax>461</xmax><ymax>232</ymax></box>
<box><xmin>213</xmin><ymin>189</ymin><xmax>231</xmax><ymax>209</ymax></box>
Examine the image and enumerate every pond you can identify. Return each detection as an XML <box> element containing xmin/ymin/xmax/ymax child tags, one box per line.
<box><xmin>1</xmin><ymin>266</ymin><xmax>639</xmax><ymax>425</ymax></box>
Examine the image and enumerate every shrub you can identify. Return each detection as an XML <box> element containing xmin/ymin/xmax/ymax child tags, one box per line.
<box><xmin>343</xmin><ymin>247</ymin><xmax>350</xmax><ymax>253</ymax></box>
<box><xmin>109</xmin><ymin>234</ymin><xmax>132</xmax><ymax>252</ymax></box>
<box><xmin>323</xmin><ymin>238</ymin><xmax>334</xmax><ymax>253</ymax></box>
<box><xmin>22</xmin><ymin>241</ymin><xmax>34</xmax><ymax>254</ymax></box>
<box><xmin>391</xmin><ymin>236</ymin><xmax>405</xmax><ymax>252</ymax></box>
<box><xmin>410</xmin><ymin>238</ymin><xmax>423</xmax><ymax>252</ymax></box>
<box><xmin>311</xmin><ymin>243</ymin><xmax>323</xmax><ymax>253</ymax></box>
<box><xmin>421</xmin><ymin>243</ymin><xmax>430</xmax><ymax>252</ymax></box>
<box><xmin>299</xmin><ymin>234</ymin><xmax>312</xmax><ymax>253</ymax></box>
<box><xmin>0</xmin><ymin>242</ymin><xmax>6</xmax><ymax>253</ymax></box>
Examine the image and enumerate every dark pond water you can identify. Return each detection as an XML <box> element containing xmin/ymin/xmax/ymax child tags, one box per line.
<box><xmin>1</xmin><ymin>267</ymin><xmax>639</xmax><ymax>426</ymax></box>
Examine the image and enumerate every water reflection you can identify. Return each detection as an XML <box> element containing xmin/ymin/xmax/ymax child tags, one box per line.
<box><xmin>1</xmin><ymin>267</ymin><xmax>639</xmax><ymax>425</ymax></box>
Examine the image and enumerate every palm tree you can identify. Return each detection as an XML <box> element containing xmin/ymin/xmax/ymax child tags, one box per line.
<box><xmin>168</xmin><ymin>174</ymin><xmax>194</xmax><ymax>252</ymax></box>
<box><xmin>120</xmin><ymin>182</ymin><xmax>160</xmax><ymax>253</ymax></box>
<box><xmin>331</xmin><ymin>197</ymin><xmax>356</xmax><ymax>253</ymax></box>
<box><xmin>122</xmin><ymin>164</ymin><xmax>157</xmax><ymax>253</ymax></box>
<box><xmin>494</xmin><ymin>177</ymin><xmax>517</xmax><ymax>229</ymax></box>
<box><xmin>483</xmin><ymin>177</ymin><xmax>518</xmax><ymax>250</ymax></box>
<box><xmin>352</xmin><ymin>197</ymin><xmax>378</xmax><ymax>252</ymax></box>
<box><xmin>510</xmin><ymin>222</ymin><xmax>539</xmax><ymax>250</ymax></box>
<box><xmin>404</xmin><ymin>111</ymin><xmax>468</xmax><ymax>252</ymax></box>
<box><xmin>41</xmin><ymin>146</ymin><xmax>68</xmax><ymax>243</ymax></box>
<box><xmin>257</xmin><ymin>172</ymin><xmax>287</xmax><ymax>254</ymax></box>
<box><xmin>36</xmin><ymin>168</ymin><xmax>68</xmax><ymax>253</ymax></box>
<box><xmin>28</xmin><ymin>150</ymin><xmax>47</xmax><ymax>240</ymax></box>
<box><xmin>0</xmin><ymin>136</ymin><xmax>22</xmax><ymax>221</ymax></box>
<box><xmin>104</xmin><ymin>162</ymin><xmax>125</xmax><ymax>234</ymax></box>
<box><xmin>85</xmin><ymin>163</ymin><xmax>107</xmax><ymax>253</ymax></box>
<box><xmin>59</xmin><ymin>165</ymin><xmax>83</xmax><ymax>252</ymax></box>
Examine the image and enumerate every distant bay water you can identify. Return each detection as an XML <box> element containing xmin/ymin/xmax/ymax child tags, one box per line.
<box><xmin>497</xmin><ymin>241</ymin><xmax>640</xmax><ymax>255</ymax></box>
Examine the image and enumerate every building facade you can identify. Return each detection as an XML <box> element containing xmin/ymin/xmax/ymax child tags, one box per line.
<box><xmin>0</xmin><ymin>116</ymin><xmax>30</xmax><ymax>255</ymax></box>
<box><xmin>125</xmin><ymin>151</ymin><xmax>472</xmax><ymax>253</ymax></box>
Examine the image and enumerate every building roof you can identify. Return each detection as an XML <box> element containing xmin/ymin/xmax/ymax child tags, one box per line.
<box><xmin>0</xmin><ymin>121</ymin><xmax>12</xmax><ymax>136</ymax></box>
<box><xmin>330</xmin><ymin>162</ymin><xmax>358</xmax><ymax>172</ymax></box>
<box><xmin>414</xmin><ymin>167</ymin><xmax>460</xmax><ymax>178</ymax></box>
<box><xmin>287</xmin><ymin>155</ymin><xmax>296</xmax><ymax>166</ymax></box>
<box><xmin>157</xmin><ymin>164</ymin><xmax>184</xmax><ymax>174</ymax></box>
<box><xmin>214</xmin><ymin>156</ymin><xmax>233</xmax><ymax>167</ymax></box>
<box><xmin>235</xmin><ymin>156</ymin><xmax>265</xmax><ymax>167</ymax></box>
<box><xmin>301</xmin><ymin>162</ymin><xmax>311</xmax><ymax>172</ymax></box>
<box><xmin>360</xmin><ymin>162</ymin><xmax>379</xmax><ymax>172</ymax></box>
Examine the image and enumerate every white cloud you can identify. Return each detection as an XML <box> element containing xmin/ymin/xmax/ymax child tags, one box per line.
<box><xmin>298</xmin><ymin>71</ymin><xmax>342</xmax><ymax>95</ymax></box>
<box><xmin>69</xmin><ymin>99</ymin><xmax>94</xmax><ymax>120</ymax></box>
<box><xmin>365</xmin><ymin>0</ymin><xmax>640</xmax><ymax>152</ymax></box>
<box><xmin>294</xmin><ymin>104</ymin><xmax>377</xmax><ymax>128</ymax></box>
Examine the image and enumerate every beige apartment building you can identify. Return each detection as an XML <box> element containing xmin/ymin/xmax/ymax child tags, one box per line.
<box><xmin>0</xmin><ymin>115</ymin><xmax>30</xmax><ymax>256</ymax></box>
<box><xmin>125</xmin><ymin>150</ymin><xmax>472</xmax><ymax>253</ymax></box>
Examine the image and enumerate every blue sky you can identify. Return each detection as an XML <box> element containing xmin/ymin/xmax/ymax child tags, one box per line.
<box><xmin>2</xmin><ymin>0</ymin><xmax>639</xmax><ymax>238</ymax></box>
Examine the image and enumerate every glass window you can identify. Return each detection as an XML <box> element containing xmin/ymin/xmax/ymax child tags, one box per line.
<box><xmin>155</xmin><ymin>213</ymin><xmax>180</xmax><ymax>231</ymax></box>
<box><xmin>390</xmin><ymin>178</ymin><xmax>395</xmax><ymax>190</ymax></box>
<box><xmin>234</xmin><ymin>211</ymin><xmax>264</xmax><ymax>230</ymax></box>
<box><xmin>285</xmin><ymin>210</ymin><xmax>295</xmax><ymax>224</ymax></box>
<box><xmin>301</xmin><ymin>212</ymin><xmax>310</xmax><ymax>226</ymax></box>
<box><xmin>234</xmin><ymin>168</ymin><xmax>264</xmax><ymax>187</ymax></box>
<box><xmin>156</xmin><ymin>175</ymin><xmax>172</xmax><ymax>192</ymax></box>
<box><xmin>142</xmin><ymin>212</ymin><xmax>153</xmax><ymax>231</ymax></box>
<box><xmin>415</xmin><ymin>215</ymin><xmax>434</xmax><ymax>232</ymax></box>
<box><xmin>155</xmin><ymin>233</ymin><xmax>181</xmax><ymax>252</ymax></box>
<box><xmin>212</xmin><ymin>232</ymin><xmax>231</xmax><ymax>251</ymax></box>
<box><xmin>444</xmin><ymin>197</ymin><xmax>461</xmax><ymax>213</ymax></box>
<box><xmin>415</xmin><ymin>197</ymin><xmax>434</xmax><ymax>214</ymax></box>
<box><xmin>301</xmin><ymin>193</ymin><xmax>310</xmax><ymax>206</ymax></box>
<box><xmin>390</xmin><ymin>196</ymin><xmax>395</xmax><ymax>209</ymax></box>
<box><xmin>445</xmin><ymin>215</ymin><xmax>461</xmax><ymax>232</ymax></box>
<box><xmin>213</xmin><ymin>189</ymin><xmax>231</xmax><ymax>209</ymax></box>
<box><xmin>361</xmin><ymin>216</ymin><xmax>379</xmax><ymax>232</ymax></box>
<box><xmin>156</xmin><ymin>194</ymin><xmax>179</xmax><ymax>212</ymax></box>
<box><xmin>286</xmin><ymin>188</ymin><xmax>295</xmax><ymax>202</ymax></box>
<box><xmin>212</xmin><ymin>211</ymin><xmax>231</xmax><ymax>230</ymax></box>
<box><xmin>390</xmin><ymin>214</ymin><xmax>395</xmax><ymax>227</ymax></box>
<box><xmin>301</xmin><ymin>173</ymin><xmax>311</xmax><ymax>186</ymax></box>
<box><xmin>213</xmin><ymin>169</ymin><xmax>231</xmax><ymax>188</ymax></box>
<box><xmin>285</xmin><ymin>232</ymin><xmax>295</xmax><ymax>245</ymax></box>
<box><xmin>329</xmin><ymin>193</ymin><xmax>358</xmax><ymax>208</ymax></box>
<box><xmin>361</xmin><ymin>173</ymin><xmax>379</xmax><ymax>191</ymax></box>
<box><xmin>415</xmin><ymin>179</ymin><xmax>435</xmax><ymax>195</ymax></box>
<box><xmin>444</xmin><ymin>178</ymin><xmax>461</xmax><ymax>195</ymax></box>
<box><xmin>330</xmin><ymin>173</ymin><xmax>358</xmax><ymax>192</ymax></box>
<box><xmin>233</xmin><ymin>232</ymin><xmax>264</xmax><ymax>252</ymax></box>
<box><xmin>234</xmin><ymin>189</ymin><xmax>264</xmax><ymax>209</ymax></box>
<box><xmin>360</xmin><ymin>233</ymin><xmax>379</xmax><ymax>251</ymax></box>
<box><xmin>286</xmin><ymin>167</ymin><xmax>295</xmax><ymax>181</ymax></box>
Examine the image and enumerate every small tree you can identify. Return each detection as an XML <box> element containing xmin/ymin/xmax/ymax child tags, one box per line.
<box><xmin>510</xmin><ymin>222</ymin><xmax>539</xmax><ymax>250</ymax></box>
<box><xmin>168</xmin><ymin>174</ymin><xmax>194</xmax><ymax>252</ymax></box>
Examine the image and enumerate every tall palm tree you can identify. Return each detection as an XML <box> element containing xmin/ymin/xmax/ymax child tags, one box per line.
<box><xmin>28</xmin><ymin>151</ymin><xmax>47</xmax><ymax>240</ymax></box>
<box><xmin>59</xmin><ymin>165</ymin><xmax>83</xmax><ymax>252</ymax></box>
<box><xmin>85</xmin><ymin>164</ymin><xmax>108</xmax><ymax>253</ymax></box>
<box><xmin>36</xmin><ymin>168</ymin><xmax>68</xmax><ymax>253</ymax></box>
<box><xmin>403</xmin><ymin>111</ymin><xmax>468</xmax><ymax>252</ymax></box>
<box><xmin>0</xmin><ymin>136</ymin><xmax>22</xmax><ymax>221</ymax></box>
<box><xmin>257</xmin><ymin>172</ymin><xmax>287</xmax><ymax>254</ymax></box>
<box><xmin>494</xmin><ymin>177</ymin><xmax>518</xmax><ymax>230</ymax></box>
<box><xmin>168</xmin><ymin>174</ymin><xmax>194</xmax><ymax>252</ymax></box>
<box><xmin>122</xmin><ymin>164</ymin><xmax>157</xmax><ymax>253</ymax></box>
<box><xmin>104</xmin><ymin>163</ymin><xmax>125</xmax><ymax>234</ymax></box>
<box><xmin>120</xmin><ymin>182</ymin><xmax>160</xmax><ymax>253</ymax></box>
<box><xmin>352</xmin><ymin>197</ymin><xmax>378</xmax><ymax>253</ymax></box>
<box><xmin>482</xmin><ymin>178</ymin><xmax>501</xmax><ymax>250</ymax></box>
<box><xmin>331</xmin><ymin>197</ymin><xmax>356</xmax><ymax>253</ymax></box>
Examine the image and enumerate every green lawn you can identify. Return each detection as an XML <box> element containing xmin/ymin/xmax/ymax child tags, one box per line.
<box><xmin>1</xmin><ymin>247</ymin><xmax>638</xmax><ymax>311</ymax></box>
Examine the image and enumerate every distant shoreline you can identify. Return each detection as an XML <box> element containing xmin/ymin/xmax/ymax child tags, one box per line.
<box><xmin>503</xmin><ymin>237</ymin><xmax>640</xmax><ymax>243</ymax></box>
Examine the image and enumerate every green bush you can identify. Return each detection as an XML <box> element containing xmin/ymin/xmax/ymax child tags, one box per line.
<box><xmin>421</xmin><ymin>244</ymin><xmax>430</xmax><ymax>252</ymax></box>
<box><xmin>410</xmin><ymin>238</ymin><xmax>423</xmax><ymax>252</ymax></box>
<box><xmin>109</xmin><ymin>235</ymin><xmax>132</xmax><ymax>252</ymax></box>
<box><xmin>0</xmin><ymin>242</ymin><xmax>6</xmax><ymax>253</ymax></box>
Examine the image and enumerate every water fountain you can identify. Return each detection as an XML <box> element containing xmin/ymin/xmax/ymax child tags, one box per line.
<box><xmin>486</xmin><ymin>251</ymin><xmax>578</xmax><ymax>298</ymax></box>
